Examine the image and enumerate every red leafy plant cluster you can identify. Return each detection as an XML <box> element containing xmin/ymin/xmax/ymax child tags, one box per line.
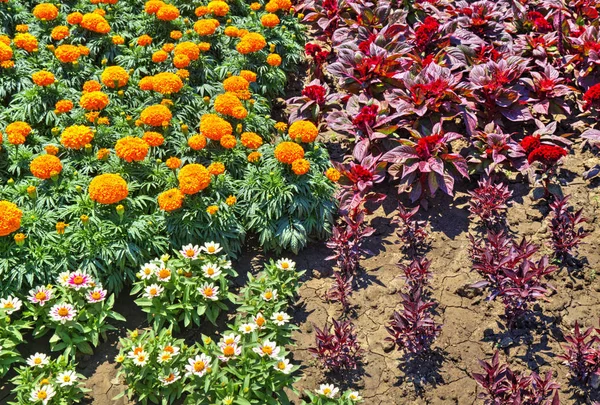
<box><xmin>468</xmin><ymin>174</ymin><xmax>513</xmax><ymax>229</ymax></box>
<box><xmin>309</xmin><ymin>318</ymin><xmax>364</xmax><ymax>372</ymax></box>
<box><xmin>472</xmin><ymin>351</ymin><xmax>560</xmax><ymax>405</ymax></box>
<box><xmin>469</xmin><ymin>231</ymin><xmax>557</xmax><ymax>327</ymax></box>
<box><xmin>393</xmin><ymin>204</ymin><xmax>429</xmax><ymax>257</ymax></box>
<box><xmin>548</xmin><ymin>195</ymin><xmax>588</xmax><ymax>260</ymax></box>
<box><xmin>558</xmin><ymin>320</ymin><xmax>600</xmax><ymax>384</ymax></box>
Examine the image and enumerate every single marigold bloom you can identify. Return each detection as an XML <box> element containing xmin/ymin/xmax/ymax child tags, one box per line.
<box><xmin>137</xmin><ymin>34</ymin><xmax>153</xmax><ymax>46</ymax></box>
<box><xmin>208</xmin><ymin>162</ymin><xmax>225</xmax><ymax>175</ymax></box>
<box><xmin>83</xmin><ymin>80</ymin><xmax>102</xmax><ymax>92</ymax></box>
<box><xmin>67</xmin><ymin>12</ymin><xmax>83</xmax><ymax>24</ymax></box>
<box><xmin>151</xmin><ymin>50</ymin><xmax>167</xmax><ymax>63</ymax></box>
<box><xmin>240</xmin><ymin>132</ymin><xmax>263</xmax><ymax>149</ymax></box>
<box><xmin>115</xmin><ymin>136</ymin><xmax>149</xmax><ymax>162</ymax></box>
<box><xmin>15</xmin><ymin>24</ymin><xmax>29</xmax><ymax>33</ymax></box>
<box><xmin>80</xmin><ymin>13</ymin><xmax>111</xmax><ymax>34</ymax></box>
<box><xmin>33</xmin><ymin>3</ymin><xmax>59</xmax><ymax>20</ymax></box>
<box><xmin>195</xmin><ymin>6</ymin><xmax>209</xmax><ymax>16</ymax></box>
<box><xmin>0</xmin><ymin>201</ymin><xmax>22</xmax><ymax>237</ymax></box>
<box><xmin>240</xmin><ymin>70</ymin><xmax>257</xmax><ymax>82</ymax></box>
<box><xmin>97</xmin><ymin>148</ymin><xmax>110</xmax><ymax>160</ymax></box>
<box><xmin>173</xmin><ymin>41</ymin><xmax>199</xmax><ymax>60</ymax></box>
<box><xmin>226</xmin><ymin>195</ymin><xmax>236</xmax><ymax>205</ymax></box>
<box><xmin>0</xmin><ymin>60</ymin><xmax>15</xmax><ymax>69</ymax></box>
<box><xmin>78</xmin><ymin>45</ymin><xmax>90</xmax><ymax>56</ymax></box>
<box><xmin>194</xmin><ymin>19</ymin><xmax>220</xmax><ymax>36</ymax></box>
<box><xmin>156</xmin><ymin>4</ymin><xmax>180</xmax><ymax>20</ymax></box>
<box><xmin>274</xmin><ymin>141</ymin><xmax>304</xmax><ymax>164</ymax></box>
<box><xmin>265</xmin><ymin>1</ymin><xmax>279</xmax><ymax>12</ymax></box>
<box><xmin>224</xmin><ymin>26</ymin><xmax>239</xmax><ymax>37</ymax></box>
<box><xmin>89</xmin><ymin>173</ymin><xmax>129</xmax><ymax>204</ymax></box>
<box><xmin>218</xmin><ymin>135</ymin><xmax>235</xmax><ymax>149</ymax></box>
<box><xmin>237</xmin><ymin>33</ymin><xmax>266</xmax><ymax>54</ymax></box>
<box><xmin>0</xmin><ymin>35</ymin><xmax>10</xmax><ymax>46</ymax></box>
<box><xmin>8</xmin><ymin>133</ymin><xmax>26</xmax><ymax>145</ymax></box>
<box><xmin>142</xmin><ymin>131</ymin><xmax>164</xmax><ymax>147</ymax></box>
<box><xmin>158</xmin><ymin>188</ymin><xmax>184</xmax><ymax>212</ymax></box>
<box><xmin>85</xmin><ymin>111</ymin><xmax>100</xmax><ymax>123</ymax></box>
<box><xmin>223</xmin><ymin>76</ymin><xmax>251</xmax><ymax>99</ymax></box>
<box><xmin>266</xmin><ymin>53</ymin><xmax>282</xmax><ymax>66</ymax></box>
<box><xmin>51</xmin><ymin>26</ymin><xmax>70</xmax><ymax>41</ymax></box>
<box><xmin>141</xmin><ymin>105</ymin><xmax>172</xmax><ymax>127</ymax></box>
<box><xmin>101</xmin><ymin>66</ymin><xmax>129</xmax><ymax>88</ymax></box>
<box><xmin>166</xmin><ymin>156</ymin><xmax>181</xmax><ymax>169</ymax></box>
<box><xmin>139</xmin><ymin>76</ymin><xmax>154</xmax><ymax>91</ymax></box>
<box><xmin>188</xmin><ymin>134</ymin><xmax>207</xmax><ymax>150</ymax></box>
<box><xmin>325</xmin><ymin>167</ymin><xmax>341</xmax><ymax>182</ymax></box>
<box><xmin>55</xmin><ymin>222</ymin><xmax>69</xmax><ymax>235</ymax></box>
<box><xmin>30</xmin><ymin>155</ymin><xmax>62</xmax><ymax>180</ymax></box>
<box><xmin>112</xmin><ymin>35</ymin><xmax>125</xmax><ymax>45</ymax></box>
<box><xmin>97</xmin><ymin>117</ymin><xmax>110</xmax><ymax>125</ymax></box>
<box><xmin>178</xmin><ymin>163</ymin><xmax>211</xmax><ymax>195</ymax></box>
<box><xmin>274</xmin><ymin>122</ymin><xmax>288</xmax><ymax>132</ymax></box>
<box><xmin>289</xmin><ymin>120</ymin><xmax>318</xmax><ymax>143</ymax></box>
<box><xmin>197</xmin><ymin>42</ymin><xmax>211</xmax><ymax>52</ymax></box>
<box><xmin>61</xmin><ymin>125</ymin><xmax>94</xmax><ymax>150</ymax></box>
<box><xmin>275</xmin><ymin>0</ymin><xmax>292</xmax><ymax>10</ymax></box>
<box><xmin>6</xmin><ymin>122</ymin><xmax>32</xmax><ymax>138</ymax></box>
<box><xmin>173</xmin><ymin>54</ymin><xmax>190</xmax><ymax>68</ymax></box>
<box><xmin>93</xmin><ymin>8</ymin><xmax>107</xmax><ymax>16</ymax></box>
<box><xmin>152</xmin><ymin>72</ymin><xmax>183</xmax><ymax>94</ymax></box>
<box><xmin>54</xmin><ymin>44</ymin><xmax>80</xmax><ymax>63</ymax></box>
<box><xmin>0</xmin><ymin>42</ymin><xmax>13</xmax><ymax>62</ymax></box>
<box><xmin>261</xmin><ymin>14</ymin><xmax>280</xmax><ymax>28</ymax></box>
<box><xmin>176</xmin><ymin>69</ymin><xmax>190</xmax><ymax>79</ymax></box>
<box><xmin>45</xmin><ymin>145</ymin><xmax>59</xmax><ymax>155</ymax></box>
<box><xmin>145</xmin><ymin>0</ymin><xmax>165</xmax><ymax>14</ymax></box>
<box><xmin>292</xmin><ymin>158</ymin><xmax>310</xmax><ymax>175</ymax></box>
<box><xmin>231</xmin><ymin>106</ymin><xmax>248</xmax><ymax>119</ymax></box>
<box><xmin>248</xmin><ymin>151</ymin><xmax>261</xmax><ymax>162</ymax></box>
<box><xmin>32</xmin><ymin>71</ymin><xmax>55</xmax><ymax>86</ymax></box>
<box><xmin>250</xmin><ymin>2</ymin><xmax>261</xmax><ymax>10</ymax></box>
<box><xmin>170</xmin><ymin>30</ymin><xmax>183</xmax><ymax>40</ymax></box>
<box><xmin>206</xmin><ymin>205</ymin><xmax>218</xmax><ymax>215</ymax></box>
<box><xmin>200</xmin><ymin>114</ymin><xmax>232</xmax><ymax>141</ymax></box>
<box><xmin>214</xmin><ymin>92</ymin><xmax>244</xmax><ymax>117</ymax></box>
<box><xmin>162</xmin><ymin>43</ymin><xmax>175</xmax><ymax>53</ymax></box>
<box><xmin>79</xmin><ymin>91</ymin><xmax>109</xmax><ymax>110</ymax></box>
<box><xmin>208</xmin><ymin>0</ymin><xmax>229</xmax><ymax>16</ymax></box>
<box><xmin>14</xmin><ymin>33</ymin><xmax>38</xmax><ymax>52</ymax></box>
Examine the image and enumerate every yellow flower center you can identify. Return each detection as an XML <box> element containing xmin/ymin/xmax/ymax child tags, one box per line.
<box><xmin>35</xmin><ymin>291</ymin><xmax>47</xmax><ymax>300</ymax></box>
<box><xmin>161</xmin><ymin>353</ymin><xmax>171</xmax><ymax>361</ymax></box>
<box><xmin>63</xmin><ymin>375</ymin><xmax>71</xmax><ymax>382</ymax></box>
<box><xmin>194</xmin><ymin>361</ymin><xmax>205</xmax><ymax>372</ymax></box>
<box><xmin>37</xmin><ymin>391</ymin><xmax>47</xmax><ymax>399</ymax></box>
<box><xmin>137</xmin><ymin>354</ymin><xmax>146</xmax><ymax>362</ymax></box>
<box><xmin>73</xmin><ymin>275</ymin><xmax>84</xmax><ymax>285</ymax></box>
<box><xmin>164</xmin><ymin>346</ymin><xmax>174</xmax><ymax>353</ymax></box>
<box><xmin>223</xmin><ymin>345</ymin><xmax>235</xmax><ymax>356</ymax></box>
<box><xmin>277</xmin><ymin>361</ymin><xmax>286</xmax><ymax>370</ymax></box>
<box><xmin>150</xmin><ymin>288</ymin><xmax>158</xmax><ymax>295</ymax></box>
<box><xmin>4</xmin><ymin>302</ymin><xmax>13</xmax><ymax>308</ymax></box>
<box><xmin>264</xmin><ymin>291</ymin><xmax>273</xmax><ymax>299</ymax></box>
<box><xmin>134</xmin><ymin>347</ymin><xmax>143</xmax><ymax>355</ymax></box>
<box><xmin>158</xmin><ymin>269</ymin><xmax>171</xmax><ymax>279</ymax></box>
<box><xmin>143</xmin><ymin>268</ymin><xmax>152</xmax><ymax>275</ymax></box>
<box><xmin>186</xmin><ymin>249</ymin><xmax>195</xmax><ymax>257</ymax></box>
<box><xmin>277</xmin><ymin>315</ymin><xmax>283</xmax><ymax>321</ymax></box>
<box><xmin>256</xmin><ymin>317</ymin><xmax>265</xmax><ymax>326</ymax></box>
<box><xmin>34</xmin><ymin>358</ymin><xmax>42</xmax><ymax>365</ymax></box>
<box><xmin>91</xmin><ymin>292</ymin><xmax>102</xmax><ymax>300</ymax></box>
<box><xmin>204</xmin><ymin>288</ymin><xmax>214</xmax><ymax>297</ymax></box>
<box><xmin>262</xmin><ymin>346</ymin><xmax>273</xmax><ymax>355</ymax></box>
<box><xmin>207</xmin><ymin>246</ymin><xmax>215</xmax><ymax>253</ymax></box>
<box><xmin>165</xmin><ymin>373</ymin><xmax>175</xmax><ymax>382</ymax></box>
<box><xmin>324</xmin><ymin>388</ymin><xmax>331</xmax><ymax>395</ymax></box>
<box><xmin>207</xmin><ymin>268</ymin><xmax>215</xmax><ymax>275</ymax></box>
<box><xmin>281</xmin><ymin>262</ymin><xmax>289</xmax><ymax>269</ymax></box>
<box><xmin>58</xmin><ymin>307</ymin><xmax>69</xmax><ymax>317</ymax></box>
<box><xmin>40</xmin><ymin>378</ymin><xmax>49</xmax><ymax>385</ymax></box>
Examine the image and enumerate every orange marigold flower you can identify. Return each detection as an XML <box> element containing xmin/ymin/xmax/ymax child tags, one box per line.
<box><xmin>157</xmin><ymin>4</ymin><xmax>180</xmax><ymax>20</ymax></box>
<box><xmin>0</xmin><ymin>42</ymin><xmax>13</xmax><ymax>62</ymax></box>
<box><xmin>173</xmin><ymin>41</ymin><xmax>199</xmax><ymax>60</ymax></box>
<box><xmin>45</xmin><ymin>145</ymin><xmax>59</xmax><ymax>155</ymax></box>
<box><xmin>32</xmin><ymin>70</ymin><xmax>55</xmax><ymax>86</ymax></box>
<box><xmin>194</xmin><ymin>19</ymin><xmax>219</xmax><ymax>36</ymax></box>
<box><xmin>93</xmin><ymin>8</ymin><xmax>106</xmax><ymax>16</ymax></box>
<box><xmin>67</xmin><ymin>12</ymin><xmax>83</xmax><ymax>24</ymax></box>
<box><xmin>236</xmin><ymin>33</ymin><xmax>266</xmax><ymax>54</ymax></box>
<box><xmin>195</xmin><ymin>6</ymin><xmax>209</xmax><ymax>16</ymax></box>
<box><xmin>220</xmin><ymin>135</ymin><xmax>236</xmax><ymax>149</ymax></box>
<box><xmin>139</xmin><ymin>76</ymin><xmax>154</xmax><ymax>91</ymax></box>
<box><xmin>207</xmin><ymin>162</ymin><xmax>225</xmax><ymax>175</ymax></box>
<box><xmin>248</xmin><ymin>151</ymin><xmax>261</xmax><ymax>162</ymax></box>
<box><xmin>207</xmin><ymin>0</ymin><xmax>229</xmax><ymax>16</ymax></box>
<box><xmin>170</xmin><ymin>30</ymin><xmax>182</xmax><ymax>40</ymax></box>
<box><xmin>85</xmin><ymin>111</ymin><xmax>100</xmax><ymax>123</ymax></box>
<box><xmin>158</xmin><ymin>188</ymin><xmax>184</xmax><ymax>212</ymax></box>
<box><xmin>51</xmin><ymin>26</ymin><xmax>70</xmax><ymax>41</ymax></box>
<box><xmin>224</xmin><ymin>26</ymin><xmax>239</xmax><ymax>37</ymax></box>
<box><xmin>0</xmin><ymin>201</ymin><xmax>22</xmax><ymax>237</ymax></box>
<box><xmin>152</xmin><ymin>72</ymin><xmax>183</xmax><ymax>94</ymax></box>
<box><xmin>97</xmin><ymin>148</ymin><xmax>110</xmax><ymax>160</ymax></box>
<box><xmin>173</xmin><ymin>54</ymin><xmax>190</xmax><ymax>68</ymax></box>
<box><xmin>265</xmin><ymin>1</ymin><xmax>279</xmax><ymax>12</ymax></box>
<box><xmin>112</xmin><ymin>35</ymin><xmax>125</xmax><ymax>45</ymax></box>
<box><xmin>137</xmin><ymin>34</ymin><xmax>153</xmax><ymax>46</ymax></box>
<box><xmin>240</xmin><ymin>132</ymin><xmax>263</xmax><ymax>149</ymax></box>
<box><xmin>188</xmin><ymin>134</ymin><xmax>207</xmax><ymax>150</ymax></box>
<box><xmin>89</xmin><ymin>173</ymin><xmax>128</xmax><ymax>204</ymax></box>
<box><xmin>275</xmin><ymin>0</ymin><xmax>292</xmax><ymax>10</ymax></box>
<box><xmin>178</xmin><ymin>163</ymin><xmax>211</xmax><ymax>195</ymax></box>
<box><xmin>142</xmin><ymin>131</ymin><xmax>165</xmax><ymax>147</ymax></box>
<box><xmin>14</xmin><ymin>33</ymin><xmax>38</xmax><ymax>52</ymax></box>
<box><xmin>145</xmin><ymin>0</ymin><xmax>165</xmax><ymax>14</ymax></box>
<box><xmin>33</xmin><ymin>3</ymin><xmax>59</xmax><ymax>21</ymax></box>
<box><xmin>237</xmin><ymin>29</ymin><xmax>249</xmax><ymax>37</ymax></box>
<box><xmin>115</xmin><ymin>136</ymin><xmax>149</xmax><ymax>162</ymax></box>
<box><xmin>240</xmin><ymin>70</ymin><xmax>257</xmax><ymax>82</ymax></box>
<box><xmin>6</xmin><ymin>122</ymin><xmax>32</xmax><ymax>138</ymax></box>
<box><xmin>250</xmin><ymin>2</ymin><xmax>261</xmax><ymax>10</ymax></box>
<box><xmin>231</xmin><ymin>106</ymin><xmax>248</xmax><ymax>119</ymax></box>
<box><xmin>8</xmin><ymin>133</ymin><xmax>26</xmax><ymax>145</ymax></box>
<box><xmin>197</xmin><ymin>42</ymin><xmax>210</xmax><ymax>52</ymax></box>
<box><xmin>141</xmin><ymin>105</ymin><xmax>172</xmax><ymax>126</ymax></box>
<box><xmin>200</xmin><ymin>114</ymin><xmax>232</xmax><ymax>141</ymax></box>
<box><xmin>176</xmin><ymin>69</ymin><xmax>189</xmax><ymax>79</ymax></box>
<box><xmin>30</xmin><ymin>155</ymin><xmax>63</xmax><ymax>180</ymax></box>
<box><xmin>226</xmin><ymin>195</ymin><xmax>236</xmax><ymax>205</ymax></box>
<box><xmin>166</xmin><ymin>156</ymin><xmax>181</xmax><ymax>169</ymax></box>
<box><xmin>15</xmin><ymin>24</ymin><xmax>29</xmax><ymax>33</ymax></box>
<box><xmin>266</xmin><ymin>53</ymin><xmax>282</xmax><ymax>66</ymax></box>
<box><xmin>223</xmin><ymin>76</ymin><xmax>251</xmax><ymax>99</ymax></box>
<box><xmin>79</xmin><ymin>91</ymin><xmax>109</xmax><ymax>110</ymax></box>
<box><xmin>97</xmin><ymin>117</ymin><xmax>110</xmax><ymax>125</ymax></box>
<box><xmin>152</xmin><ymin>50</ymin><xmax>168</xmax><ymax>63</ymax></box>
<box><xmin>0</xmin><ymin>36</ymin><xmax>10</xmax><ymax>46</ymax></box>
<box><xmin>0</xmin><ymin>61</ymin><xmax>14</xmax><ymax>69</ymax></box>
<box><xmin>261</xmin><ymin>14</ymin><xmax>280</xmax><ymax>28</ymax></box>
<box><xmin>289</xmin><ymin>120</ymin><xmax>318</xmax><ymax>143</ymax></box>
<box><xmin>60</xmin><ymin>125</ymin><xmax>94</xmax><ymax>150</ymax></box>
<box><xmin>291</xmin><ymin>158</ymin><xmax>310</xmax><ymax>175</ymax></box>
<box><xmin>206</xmin><ymin>205</ymin><xmax>218</xmax><ymax>215</ymax></box>
<box><xmin>163</xmin><ymin>43</ymin><xmax>175</xmax><ymax>52</ymax></box>
<box><xmin>83</xmin><ymin>80</ymin><xmax>102</xmax><ymax>93</ymax></box>
<box><xmin>325</xmin><ymin>167</ymin><xmax>341</xmax><ymax>182</ymax></box>
<box><xmin>78</xmin><ymin>45</ymin><xmax>90</xmax><ymax>56</ymax></box>
<box><xmin>101</xmin><ymin>66</ymin><xmax>129</xmax><ymax>88</ymax></box>
<box><xmin>214</xmin><ymin>92</ymin><xmax>244</xmax><ymax>117</ymax></box>
<box><xmin>274</xmin><ymin>141</ymin><xmax>304</xmax><ymax>164</ymax></box>
<box><xmin>80</xmin><ymin>13</ymin><xmax>111</xmax><ymax>34</ymax></box>
<box><xmin>54</xmin><ymin>44</ymin><xmax>80</xmax><ymax>63</ymax></box>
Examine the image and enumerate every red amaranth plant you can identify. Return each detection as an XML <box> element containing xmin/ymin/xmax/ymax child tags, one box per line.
<box><xmin>414</xmin><ymin>16</ymin><xmax>440</xmax><ymax>50</ymax></box>
<box><xmin>525</xmin><ymin>143</ymin><xmax>568</xmax><ymax>199</ymax></box>
<box><xmin>468</xmin><ymin>174</ymin><xmax>513</xmax><ymax>229</ymax></box>
<box><xmin>399</xmin><ymin>257</ymin><xmax>432</xmax><ymax>292</ymax></box>
<box><xmin>583</xmin><ymin>82</ymin><xmax>600</xmax><ymax>110</ymax></box>
<box><xmin>472</xmin><ymin>351</ymin><xmax>560</xmax><ymax>405</ymax></box>
<box><xmin>558</xmin><ymin>320</ymin><xmax>600</xmax><ymax>383</ymax></box>
<box><xmin>469</xmin><ymin>122</ymin><xmax>527</xmax><ymax>172</ymax></box>
<box><xmin>326</xmin><ymin>272</ymin><xmax>353</xmax><ymax>311</ymax></box>
<box><xmin>548</xmin><ymin>195</ymin><xmax>588</xmax><ymax>260</ymax></box>
<box><xmin>309</xmin><ymin>319</ymin><xmax>363</xmax><ymax>372</ymax></box>
<box><xmin>392</xmin><ymin>203</ymin><xmax>429</xmax><ymax>257</ymax></box>
<box><xmin>287</xmin><ymin>80</ymin><xmax>339</xmax><ymax>123</ymax></box>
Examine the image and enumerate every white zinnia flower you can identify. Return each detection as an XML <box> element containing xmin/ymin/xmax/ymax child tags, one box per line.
<box><xmin>201</xmin><ymin>263</ymin><xmax>221</xmax><ymax>279</ymax></box>
<box><xmin>56</xmin><ymin>370</ymin><xmax>77</xmax><ymax>387</ymax></box>
<box><xmin>30</xmin><ymin>385</ymin><xmax>55</xmax><ymax>405</ymax></box>
<box><xmin>0</xmin><ymin>296</ymin><xmax>22</xmax><ymax>314</ymax></box>
<box><xmin>201</xmin><ymin>242</ymin><xmax>222</xmax><ymax>255</ymax></box>
<box><xmin>252</xmin><ymin>340</ymin><xmax>280</xmax><ymax>358</ymax></box>
<box><xmin>271</xmin><ymin>312</ymin><xmax>291</xmax><ymax>326</ymax></box>
<box><xmin>273</xmin><ymin>357</ymin><xmax>293</xmax><ymax>374</ymax></box>
<box><xmin>180</xmin><ymin>244</ymin><xmax>200</xmax><ymax>260</ymax></box>
<box><xmin>144</xmin><ymin>284</ymin><xmax>164</xmax><ymax>299</ymax></box>
<box><xmin>185</xmin><ymin>354</ymin><xmax>212</xmax><ymax>377</ymax></box>
<box><xmin>276</xmin><ymin>258</ymin><xmax>295</xmax><ymax>270</ymax></box>
<box><xmin>27</xmin><ymin>353</ymin><xmax>49</xmax><ymax>368</ymax></box>
<box><xmin>317</xmin><ymin>384</ymin><xmax>339</xmax><ymax>398</ymax></box>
